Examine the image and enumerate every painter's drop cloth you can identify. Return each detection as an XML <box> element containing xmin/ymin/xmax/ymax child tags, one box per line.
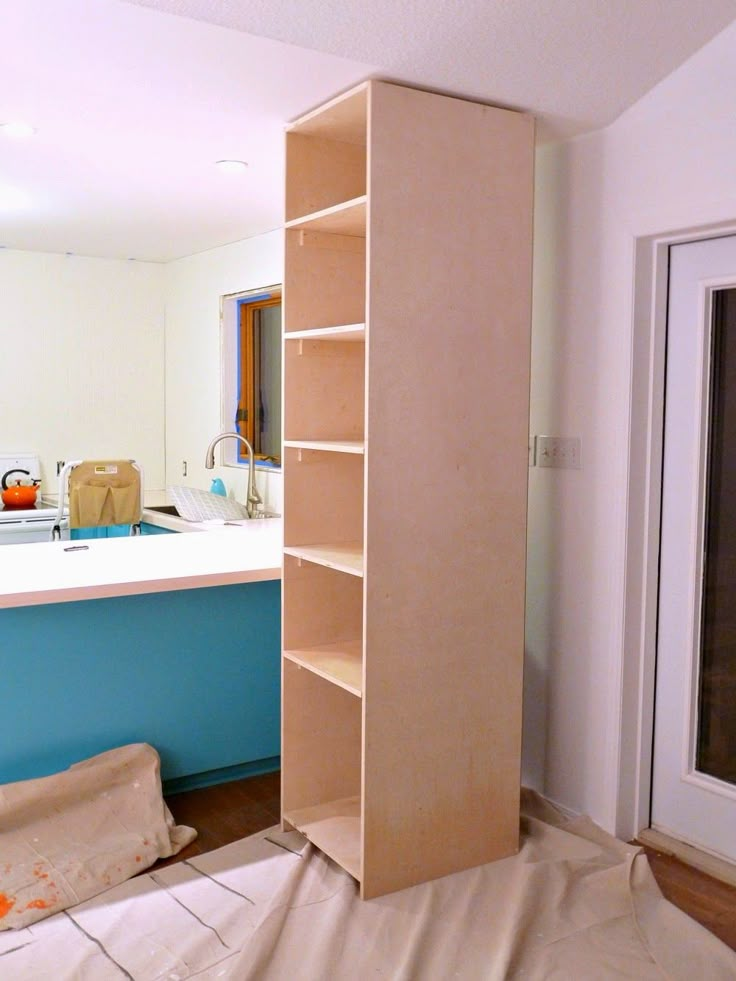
<box><xmin>230</xmin><ymin>790</ymin><xmax>736</xmax><ymax>980</ymax></box>
<box><xmin>0</xmin><ymin>743</ymin><xmax>195</xmax><ymax>930</ymax></box>
<box><xmin>1</xmin><ymin>789</ymin><xmax>734</xmax><ymax>979</ymax></box>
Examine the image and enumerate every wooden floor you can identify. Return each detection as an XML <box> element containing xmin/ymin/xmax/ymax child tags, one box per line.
<box><xmin>635</xmin><ymin>841</ymin><xmax>736</xmax><ymax>951</ymax></box>
<box><xmin>160</xmin><ymin>770</ymin><xmax>281</xmax><ymax>866</ymax></box>
<box><xmin>162</xmin><ymin>773</ymin><xmax>736</xmax><ymax>953</ymax></box>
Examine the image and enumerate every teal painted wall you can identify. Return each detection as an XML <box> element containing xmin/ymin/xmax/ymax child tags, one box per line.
<box><xmin>140</xmin><ymin>522</ymin><xmax>175</xmax><ymax>536</ymax></box>
<box><xmin>71</xmin><ymin>522</ymin><xmax>174</xmax><ymax>538</ymax></box>
<box><xmin>1</xmin><ymin>580</ymin><xmax>280</xmax><ymax>787</ymax></box>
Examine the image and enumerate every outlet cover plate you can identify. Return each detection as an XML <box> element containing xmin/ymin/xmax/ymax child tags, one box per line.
<box><xmin>536</xmin><ymin>436</ymin><xmax>581</xmax><ymax>469</ymax></box>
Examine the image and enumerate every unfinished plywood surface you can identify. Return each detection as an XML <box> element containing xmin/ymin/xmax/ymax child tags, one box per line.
<box><xmin>287</xmin><ymin>82</ymin><xmax>368</xmax><ymax>145</ymax></box>
<box><xmin>283</xmin><ymin>440</ymin><xmax>364</xmax><ymax>454</ymax></box>
<box><xmin>284</xmin><ymin>227</ymin><xmax>365</xmax><ymax>333</ymax></box>
<box><xmin>283</xmin><ymin>334</ymin><xmax>365</xmax><ymax>441</ymax></box>
<box><xmin>360</xmin><ymin>82</ymin><xmax>534</xmax><ymax>898</ymax></box>
<box><xmin>283</xmin><ymin>446</ymin><xmax>363</xmax><ymax>547</ymax></box>
<box><xmin>283</xmin><ymin>796</ymin><xmax>361</xmax><ymax>881</ymax></box>
<box><xmin>282</xmin><ymin>554</ymin><xmax>363</xmax><ymax>653</ymax></box>
<box><xmin>281</xmin><ymin>660</ymin><xmax>361</xmax><ymax>816</ymax></box>
<box><xmin>282</xmin><ymin>78</ymin><xmax>534</xmax><ymax>899</ymax></box>
<box><xmin>283</xmin><ymin>543</ymin><xmax>363</xmax><ymax>577</ymax></box>
<box><xmin>284</xmin><ymin>640</ymin><xmax>363</xmax><ymax>697</ymax></box>
<box><xmin>286</xmin><ymin>132</ymin><xmax>365</xmax><ymax>222</ymax></box>
<box><xmin>285</xmin><ymin>197</ymin><xmax>366</xmax><ymax>236</ymax></box>
<box><xmin>284</xmin><ymin>324</ymin><xmax>365</xmax><ymax>342</ymax></box>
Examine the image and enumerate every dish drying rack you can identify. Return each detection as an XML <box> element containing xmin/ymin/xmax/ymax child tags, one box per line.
<box><xmin>167</xmin><ymin>485</ymin><xmax>249</xmax><ymax>522</ymax></box>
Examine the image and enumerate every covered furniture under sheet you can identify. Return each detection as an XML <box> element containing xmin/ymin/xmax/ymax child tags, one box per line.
<box><xmin>0</xmin><ymin>743</ymin><xmax>195</xmax><ymax>931</ymax></box>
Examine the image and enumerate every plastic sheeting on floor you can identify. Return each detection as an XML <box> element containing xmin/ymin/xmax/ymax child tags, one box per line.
<box><xmin>1</xmin><ymin>789</ymin><xmax>735</xmax><ymax>979</ymax></box>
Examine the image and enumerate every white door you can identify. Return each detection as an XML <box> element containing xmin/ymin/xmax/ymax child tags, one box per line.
<box><xmin>651</xmin><ymin>234</ymin><xmax>736</xmax><ymax>864</ymax></box>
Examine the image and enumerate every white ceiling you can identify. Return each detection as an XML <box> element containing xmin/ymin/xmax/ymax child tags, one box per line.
<box><xmin>131</xmin><ymin>0</ymin><xmax>736</xmax><ymax>140</ymax></box>
<box><xmin>2</xmin><ymin>0</ymin><xmax>735</xmax><ymax>262</ymax></box>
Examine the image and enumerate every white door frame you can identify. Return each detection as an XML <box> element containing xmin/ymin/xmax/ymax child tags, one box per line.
<box><xmin>618</xmin><ymin>219</ymin><xmax>736</xmax><ymax>842</ymax></box>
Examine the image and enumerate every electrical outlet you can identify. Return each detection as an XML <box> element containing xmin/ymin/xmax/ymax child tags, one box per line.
<box><xmin>536</xmin><ymin>436</ymin><xmax>581</xmax><ymax>470</ymax></box>
<box><xmin>182</xmin><ymin>460</ymin><xmax>188</xmax><ymax>477</ymax></box>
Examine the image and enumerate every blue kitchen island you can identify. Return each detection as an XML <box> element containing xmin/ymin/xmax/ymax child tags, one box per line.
<box><xmin>0</xmin><ymin>522</ymin><xmax>282</xmax><ymax>790</ymax></box>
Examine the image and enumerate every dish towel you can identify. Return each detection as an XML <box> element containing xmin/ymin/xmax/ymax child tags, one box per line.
<box><xmin>68</xmin><ymin>460</ymin><xmax>141</xmax><ymax>528</ymax></box>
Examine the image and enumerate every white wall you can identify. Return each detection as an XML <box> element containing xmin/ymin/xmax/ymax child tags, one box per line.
<box><xmin>0</xmin><ymin>250</ymin><xmax>166</xmax><ymax>492</ymax></box>
<box><xmin>164</xmin><ymin>230</ymin><xmax>284</xmax><ymax>512</ymax></box>
<box><xmin>529</xmin><ymin>20</ymin><xmax>736</xmax><ymax>831</ymax></box>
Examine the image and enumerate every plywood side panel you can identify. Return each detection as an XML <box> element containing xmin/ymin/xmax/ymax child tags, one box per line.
<box><xmin>283</xmin><ymin>339</ymin><xmax>365</xmax><ymax>441</ymax></box>
<box><xmin>281</xmin><ymin>659</ymin><xmax>361</xmax><ymax>814</ymax></box>
<box><xmin>284</xmin><ymin>228</ymin><xmax>365</xmax><ymax>332</ymax></box>
<box><xmin>286</xmin><ymin>133</ymin><xmax>366</xmax><ymax>221</ymax></box>
<box><xmin>361</xmin><ymin>82</ymin><xmax>535</xmax><ymax>898</ymax></box>
<box><xmin>282</xmin><ymin>554</ymin><xmax>363</xmax><ymax>651</ymax></box>
<box><xmin>283</xmin><ymin>447</ymin><xmax>364</xmax><ymax>546</ymax></box>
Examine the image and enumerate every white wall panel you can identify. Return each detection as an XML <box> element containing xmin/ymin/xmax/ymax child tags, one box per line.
<box><xmin>529</xmin><ymin>19</ymin><xmax>736</xmax><ymax>830</ymax></box>
<box><xmin>163</xmin><ymin>231</ymin><xmax>284</xmax><ymax>513</ymax></box>
<box><xmin>0</xmin><ymin>250</ymin><xmax>166</xmax><ymax>494</ymax></box>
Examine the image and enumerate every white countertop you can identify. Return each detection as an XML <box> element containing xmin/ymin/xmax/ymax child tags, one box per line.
<box><xmin>141</xmin><ymin>507</ymin><xmax>282</xmax><ymax>533</ymax></box>
<box><xmin>0</xmin><ymin>519</ymin><xmax>282</xmax><ymax>609</ymax></box>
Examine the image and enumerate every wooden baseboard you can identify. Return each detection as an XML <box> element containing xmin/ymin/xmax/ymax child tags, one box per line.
<box><xmin>637</xmin><ymin>827</ymin><xmax>736</xmax><ymax>888</ymax></box>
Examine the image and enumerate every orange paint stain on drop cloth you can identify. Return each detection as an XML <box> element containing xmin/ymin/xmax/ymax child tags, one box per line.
<box><xmin>135</xmin><ymin>855</ymin><xmax>142</xmax><ymax>863</ymax></box>
<box><xmin>24</xmin><ymin>898</ymin><xmax>53</xmax><ymax>911</ymax></box>
<box><xmin>0</xmin><ymin>893</ymin><xmax>16</xmax><ymax>918</ymax></box>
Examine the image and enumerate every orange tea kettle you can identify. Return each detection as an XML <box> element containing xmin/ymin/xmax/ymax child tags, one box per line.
<box><xmin>1</xmin><ymin>469</ymin><xmax>41</xmax><ymax>508</ymax></box>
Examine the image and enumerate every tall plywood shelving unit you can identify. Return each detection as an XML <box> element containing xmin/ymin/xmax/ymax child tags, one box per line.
<box><xmin>281</xmin><ymin>80</ymin><xmax>535</xmax><ymax>899</ymax></box>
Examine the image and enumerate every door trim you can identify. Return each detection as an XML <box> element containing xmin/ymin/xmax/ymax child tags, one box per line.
<box><xmin>619</xmin><ymin>221</ymin><xmax>736</xmax><ymax>843</ymax></box>
<box><xmin>637</xmin><ymin>827</ymin><xmax>736</xmax><ymax>888</ymax></box>
<box><xmin>678</xmin><ymin>277</ymin><xmax>735</xmax><ymax>788</ymax></box>
<box><xmin>681</xmin><ymin>769</ymin><xmax>736</xmax><ymax>802</ymax></box>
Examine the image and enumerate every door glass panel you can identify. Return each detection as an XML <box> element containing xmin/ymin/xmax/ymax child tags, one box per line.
<box><xmin>698</xmin><ymin>287</ymin><xmax>736</xmax><ymax>784</ymax></box>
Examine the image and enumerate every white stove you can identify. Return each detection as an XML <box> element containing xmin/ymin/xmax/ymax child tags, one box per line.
<box><xmin>0</xmin><ymin>453</ymin><xmax>68</xmax><ymax>544</ymax></box>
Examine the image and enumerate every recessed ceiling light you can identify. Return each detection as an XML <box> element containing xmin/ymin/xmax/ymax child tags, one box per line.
<box><xmin>215</xmin><ymin>159</ymin><xmax>248</xmax><ymax>174</ymax></box>
<box><xmin>0</xmin><ymin>121</ymin><xmax>36</xmax><ymax>140</ymax></box>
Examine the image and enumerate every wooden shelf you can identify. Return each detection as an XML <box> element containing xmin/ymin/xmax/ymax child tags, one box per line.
<box><xmin>284</xmin><ymin>640</ymin><xmax>363</xmax><ymax>697</ymax></box>
<box><xmin>284</xmin><ymin>324</ymin><xmax>365</xmax><ymax>342</ymax></box>
<box><xmin>285</xmin><ymin>197</ymin><xmax>366</xmax><ymax>236</ymax></box>
<box><xmin>284</xmin><ymin>439</ymin><xmax>364</xmax><ymax>455</ymax></box>
<box><xmin>284</xmin><ymin>796</ymin><xmax>361</xmax><ymax>880</ymax></box>
<box><xmin>287</xmin><ymin>83</ymin><xmax>368</xmax><ymax>144</ymax></box>
<box><xmin>283</xmin><ymin>543</ymin><xmax>363</xmax><ymax>577</ymax></box>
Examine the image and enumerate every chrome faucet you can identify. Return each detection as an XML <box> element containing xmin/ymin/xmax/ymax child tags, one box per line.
<box><xmin>204</xmin><ymin>432</ymin><xmax>263</xmax><ymax>519</ymax></box>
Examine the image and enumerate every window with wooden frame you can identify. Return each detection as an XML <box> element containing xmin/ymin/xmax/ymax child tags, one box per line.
<box><xmin>235</xmin><ymin>288</ymin><xmax>282</xmax><ymax>466</ymax></box>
